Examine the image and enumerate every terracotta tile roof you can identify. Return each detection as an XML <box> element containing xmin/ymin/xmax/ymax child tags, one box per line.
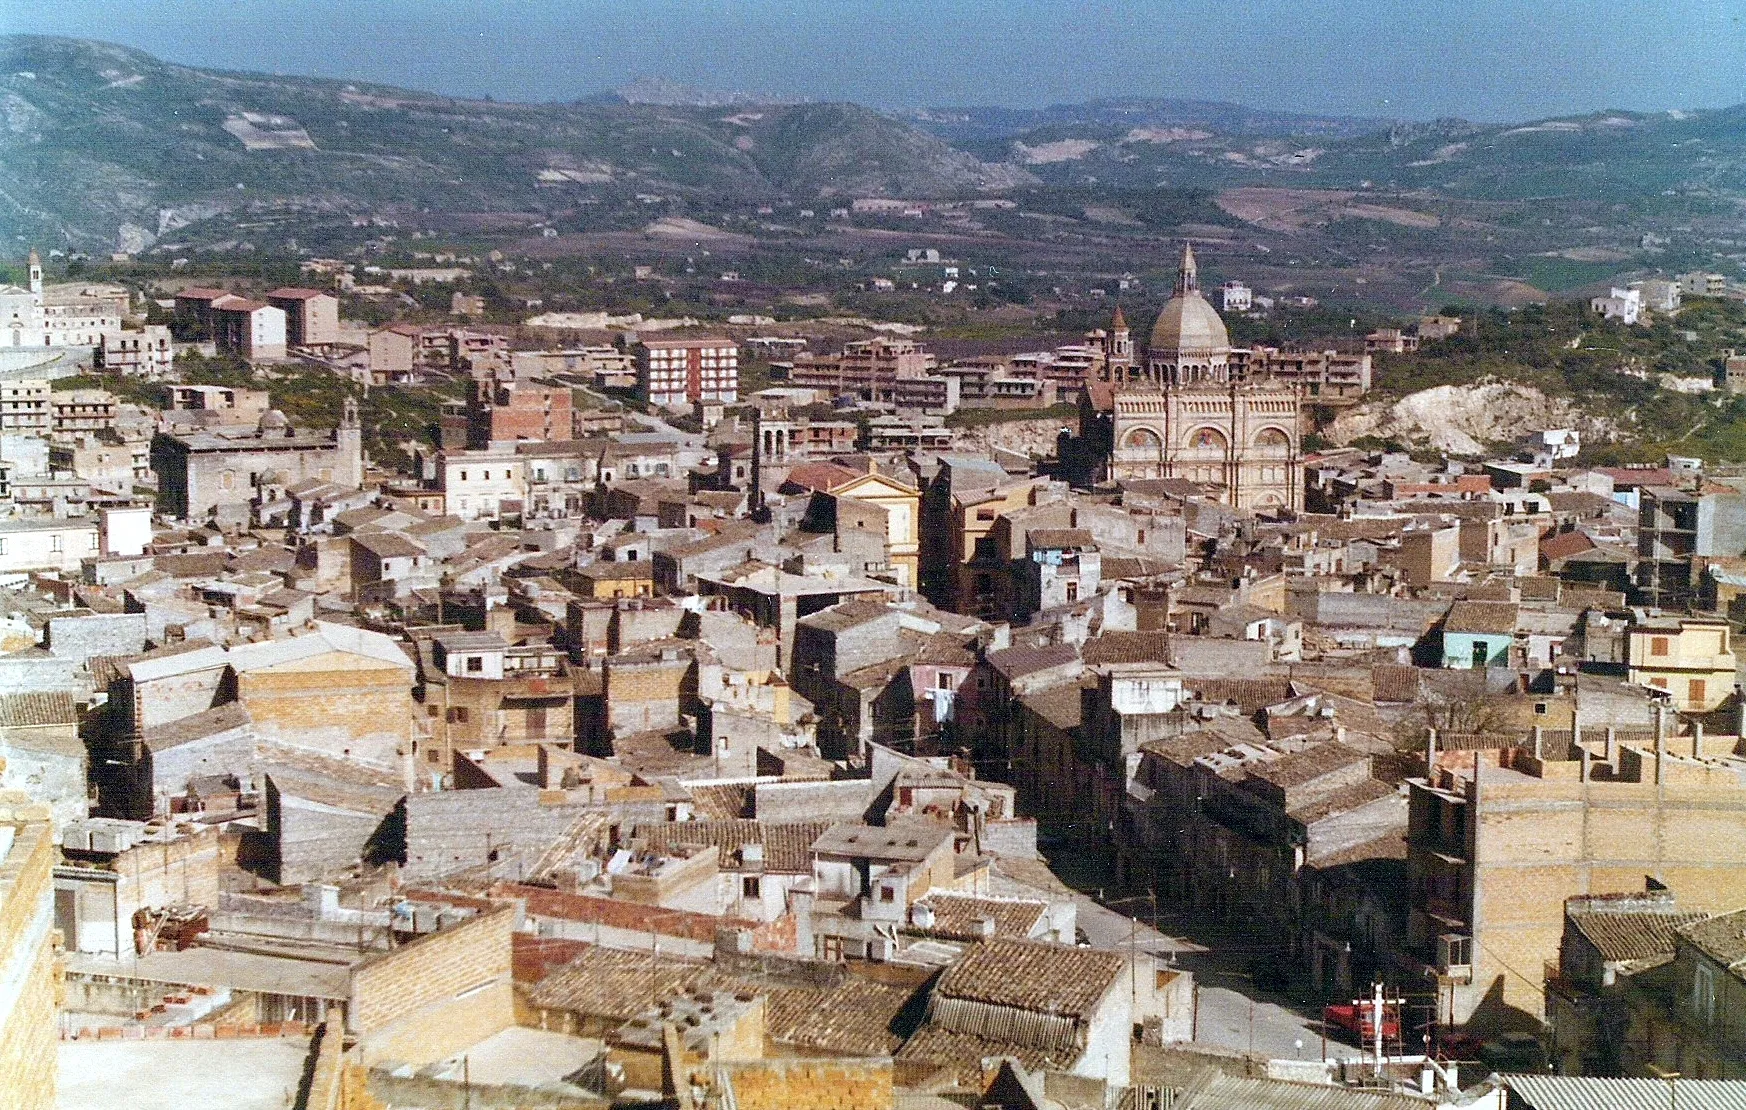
<box><xmin>911</xmin><ymin>893</ymin><xmax>1047</xmax><ymax>942</ymax></box>
<box><xmin>0</xmin><ymin>691</ymin><xmax>77</xmax><ymax>729</ymax></box>
<box><xmin>932</xmin><ymin>937</ymin><xmax>1122</xmax><ymax>1019</ymax></box>
<box><xmin>765</xmin><ymin>974</ymin><xmax>921</xmax><ymax>1056</ymax></box>
<box><xmin>1019</xmin><ymin>683</ymin><xmax>1083</xmax><ymax>731</ymax></box>
<box><xmin>632</xmin><ymin>819</ymin><xmax>834</xmax><ymax>873</ymax></box>
<box><xmin>1026</xmin><ymin>528</ymin><xmax>1094</xmax><ymax>550</ymax></box>
<box><xmin>1287</xmin><ymin>777</ymin><xmax>1396</xmax><ymax>825</ymax></box>
<box><xmin>986</xmin><ymin>643</ymin><xmax>1080</xmax><ymax>681</ymax></box>
<box><xmin>1140</xmin><ymin>731</ymin><xmax>1241</xmax><ymax>767</ymax></box>
<box><xmin>781</xmin><ymin>462</ymin><xmax>863</xmax><ymax>493</ymax></box>
<box><xmin>1444</xmin><ymin>600</ymin><xmax>1519</xmax><ymax>635</ymax></box>
<box><xmin>522</xmin><ymin>945</ymin><xmax>725</xmax><ymax>1020</ymax></box>
<box><xmin>1540</xmin><ymin>530</ymin><xmax>1597</xmax><ymax>564</ymax></box>
<box><xmin>1370</xmin><ymin>664</ymin><xmax>1422</xmax><ymax>704</ymax></box>
<box><xmin>1082</xmin><ymin>631</ymin><xmax>1172</xmax><ymax>667</ymax></box>
<box><xmin>506</xmin><ymin>884</ymin><xmax>753</xmax><ymax>944</ymax></box>
<box><xmin>897</xmin><ymin>1025</ymin><xmax>1055</xmax><ymax>1087</ymax></box>
<box><xmin>1679</xmin><ymin>908</ymin><xmax>1746</xmax><ymax>978</ymax></box>
<box><xmin>1184</xmin><ymin>676</ymin><xmax>1292</xmax><ymax>714</ymax></box>
<box><xmin>1246</xmin><ymin>742</ymin><xmax>1367</xmax><ymax>789</ymax></box>
<box><xmin>687</xmin><ymin>782</ymin><xmax>756</xmax><ymax>820</ymax></box>
<box><xmin>1569</xmin><ymin>910</ymin><xmax>1706</xmax><ymax>969</ymax></box>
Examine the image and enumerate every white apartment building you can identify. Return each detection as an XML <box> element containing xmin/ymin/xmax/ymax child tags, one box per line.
<box><xmin>1221</xmin><ymin>281</ymin><xmax>1253</xmax><ymax>313</ymax></box>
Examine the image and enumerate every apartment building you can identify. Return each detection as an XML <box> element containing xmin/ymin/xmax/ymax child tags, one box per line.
<box><xmin>265</xmin><ymin>287</ymin><xmax>341</xmax><ymax>347</ymax></box>
<box><xmin>636</xmin><ymin>337</ymin><xmax>739</xmax><ymax>409</ymax></box>
<box><xmin>210</xmin><ymin>297</ymin><xmax>288</xmax><ymax>360</ymax></box>
<box><xmin>96</xmin><ymin>325</ymin><xmax>173</xmax><ymax>376</ymax></box>
<box><xmin>1407</xmin><ymin>738</ymin><xmax>1746</xmax><ymax>1029</ymax></box>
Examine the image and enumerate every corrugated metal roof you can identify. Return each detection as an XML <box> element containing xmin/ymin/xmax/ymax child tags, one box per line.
<box><xmin>1502</xmin><ymin>1075</ymin><xmax>1746</xmax><ymax>1110</ymax></box>
<box><xmin>1176</xmin><ymin>1072</ymin><xmax>1429</xmax><ymax>1110</ymax></box>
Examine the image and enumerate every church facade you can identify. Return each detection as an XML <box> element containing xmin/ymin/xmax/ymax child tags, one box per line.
<box><xmin>1107</xmin><ymin>244</ymin><xmax>1303</xmax><ymax>511</ymax></box>
<box><xmin>1</xmin><ymin>250</ymin><xmax>127</xmax><ymax>350</ymax></box>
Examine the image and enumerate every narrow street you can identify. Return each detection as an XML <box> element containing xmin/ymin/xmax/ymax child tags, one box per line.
<box><xmin>1068</xmin><ymin>890</ymin><xmax>1363</xmax><ymax>1062</ymax></box>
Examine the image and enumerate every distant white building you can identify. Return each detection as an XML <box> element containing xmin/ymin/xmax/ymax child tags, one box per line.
<box><xmin>1590</xmin><ymin>286</ymin><xmax>1642</xmax><ymax>325</ymax></box>
<box><xmin>1631</xmin><ymin>278</ymin><xmax>1681</xmax><ymax>314</ymax></box>
<box><xmin>1677</xmin><ymin>272</ymin><xmax>1728</xmax><ymax>298</ymax></box>
<box><xmin>1221</xmin><ymin>280</ymin><xmax>1253</xmax><ymax>313</ymax></box>
<box><xmin>0</xmin><ymin>250</ymin><xmax>127</xmax><ymax>350</ymax></box>
<box><xmin>1534</xmin><ymin>428</ymin><xmax>1581</xmax><ymax>466</ymax></box>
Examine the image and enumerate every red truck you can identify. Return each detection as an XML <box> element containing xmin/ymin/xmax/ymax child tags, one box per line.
<box><xmin>1323</xmin><ymin>999</ymin><xmax>1402</xmax><ymax>1042</ymax></box>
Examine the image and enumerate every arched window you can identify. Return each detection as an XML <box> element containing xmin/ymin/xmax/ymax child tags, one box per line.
<box><xmin>1122</xmin><ymin>427</ymin><xmax>1163</xmax><ymax>451</ymax></box>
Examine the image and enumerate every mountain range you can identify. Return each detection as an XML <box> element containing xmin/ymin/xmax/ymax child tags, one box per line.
<box><xmin>4</xmin><ymin>35</ymin><xmax>1745</xmax><ymax>253</ymax></box>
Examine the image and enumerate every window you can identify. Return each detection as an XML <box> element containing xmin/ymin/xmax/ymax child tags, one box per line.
<box><xmin>465</xmin><ymin>656</ymin><xmax>483</xmax><ymax>673</ymax></box>
<box><xmin>937</xmin><ymin>672</ymin><xmax>953</xmax><ymax>690</ymax></box>
<box><xmin>49</xmin><ymin>534</ymin><xmax>62</xmax><ymax>553</ymax></box>
<box><xmin>1651</xmin><ymin>636</ymin><xmax>1670</xmax><ymax>657</ymax></box>
<box><xmin>459</xmin><ymin>470</ymin><xmax>468</xmax><ymax>482</ymax></box>
<box><xmin>742</xmin><ymin>876</ymin><xmax>761</xmax><ymax>898</ymax></box>
<box><xmin>1694</xmin><ymin>963</ymin><xmax>1716</xmax><ymax>1024</ymax></box>
<box><xmin>1065</xmin><ymin>581</ymin><xmax>1079</xmax><ymax>602</ymax></box>
<box><xmin>1690</xmin><ymin>679</ymin><xmax>1706</xmax><ymax>705</ymax></box>
<box><xmin>445</xmin><ymin>707</ymin><xmax>469</xmax><ymax>723</ymax></box>
<box><xmin>1534</xmin><ymin>702</ymin><xmax>1548</xmax><ymax>715</ymax></box>
<box><xmin>879</xmin><ymin>885</ymin><xmax>896</xmax><ymax>903</ymax></box>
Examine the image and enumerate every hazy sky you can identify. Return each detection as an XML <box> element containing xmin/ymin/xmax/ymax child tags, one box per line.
<box><xmin>6</xmin><ymin>0</ymin><xmax>1746</xmax><ymax>121</ymax></box>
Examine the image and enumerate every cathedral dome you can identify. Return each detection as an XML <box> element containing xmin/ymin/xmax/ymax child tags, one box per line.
<box><xmin>1148</xmin><ymin>292</ymin><xmax>1229</xmax><ymax>354</ymax></box>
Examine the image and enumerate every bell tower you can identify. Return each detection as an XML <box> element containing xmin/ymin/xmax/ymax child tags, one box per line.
<box><xmin>1108</xmin><ymin>304</ymin><xmax>1132</xmax><ymax>371</ymax></box>
<box><xmin>26</xmin><ymin>249</ymin><xmax>41</xmax><ymax>298</ymax></box>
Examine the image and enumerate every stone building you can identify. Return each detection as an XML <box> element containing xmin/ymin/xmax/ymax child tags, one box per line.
<box><xmin>1407</xmin><ymin>739</ymin><xmax>1746</xmax><ymax>1030</ymax></box>
<box><xmin>151</xmin><ymin>400</ymin><xmax>363</xmax><ymax>522</ymax></box>
<box><xmin>0</xmin><ymin>789</ymin><xmax>57</xmax><ymax>1110</ymax></box>
<box><xmin>1107</xmin><ymin>245</ymin><xmax>1302</xmax><ymax>510</ymax></box>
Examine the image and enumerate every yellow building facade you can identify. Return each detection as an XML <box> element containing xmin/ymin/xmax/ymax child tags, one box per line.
<box><xmin>1627</xmin><ymin>616</ymin><xmax>1737</xmax><ymax>711</ymax></box>
<box><xmin>830</xmin><ymin>470</ymin><xmax>921</xmax><ymax>589</ymax></box>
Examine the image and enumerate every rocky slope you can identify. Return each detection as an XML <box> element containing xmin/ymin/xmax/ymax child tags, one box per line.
<box><xmin>1329</xmin><ymin>382</ymin><xmax>1615</xmax><ymax>456</ymax></box>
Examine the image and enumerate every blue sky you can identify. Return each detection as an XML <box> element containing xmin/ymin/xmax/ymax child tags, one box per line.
<box><xmin>6</xmin><ymin>0</ymin><xmax>1745</xmax><ymax>121</ymax></box>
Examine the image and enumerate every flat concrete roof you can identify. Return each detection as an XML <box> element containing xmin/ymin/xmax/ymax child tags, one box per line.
<box><xmin>58</xmin><ymin>1037</ymin><xmax>313</xmax><ymax>1110</ymax></box>
<box><xmin>66</xmin><ymin>945</ymin><xmax>353</xmax><ymax>1001</ymax></box>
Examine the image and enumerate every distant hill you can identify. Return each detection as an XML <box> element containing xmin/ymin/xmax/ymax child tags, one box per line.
<box><xmin>919</xmin><ymin>100</ymin><xmax>1746</xmax><ymax>202</ymax></box>
<box><xmin>0</xmin><ymin>36</ymin><xmax>1033</xmax><ymax>250</ymax></box>
<box><xmin>5</xmin><ymin>35</ymin><xmax>1745</xmax><ymax>253</ymax></box>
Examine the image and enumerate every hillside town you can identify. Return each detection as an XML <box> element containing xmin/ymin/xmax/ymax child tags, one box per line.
<box><xmin>2</xmin><ymin>237</ymin><xmax>1746</xmax><ymax>1110</ymax></box>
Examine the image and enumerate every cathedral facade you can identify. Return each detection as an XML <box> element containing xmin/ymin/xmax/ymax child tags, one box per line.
<box><xmin>1107</xmin><ymin>244</ymin><xmax>1302</xmax><ymax>511</ymax></box>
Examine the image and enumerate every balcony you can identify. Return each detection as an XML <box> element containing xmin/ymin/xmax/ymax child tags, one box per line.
<box><xmin>1436</xmin><ymin>933</ymin><xmax>1473</xmax><ymax>985</ymax></box>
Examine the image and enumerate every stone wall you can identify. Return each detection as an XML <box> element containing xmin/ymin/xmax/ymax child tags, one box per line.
<box><xmin>754</xmin><ymin>780</ymin><xmax>874</xmax><ymax>823</ymax></box>
<box><xmin>349</xmin><ymin>905</ymin><xmax>517</xmax><ymax>1066</ymax></box>
<box><xmin>46</xmin><ymin>612</ymin><xmax>147</xmax><ymax>663</ymax></box>
<box><xmin>239</xmin><ymin>657</ymin><xmax>413</xmax><ymax>763</ymax></box>
<box><xmin>706</xmin><ymin>1057</ymin><xmax>894</xmax><ymax>1110</ymax></box>
<box><xmin>0</xmin><ymin>799</ymin><xmax>59</xmax><ymax>1110</ymax></box>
